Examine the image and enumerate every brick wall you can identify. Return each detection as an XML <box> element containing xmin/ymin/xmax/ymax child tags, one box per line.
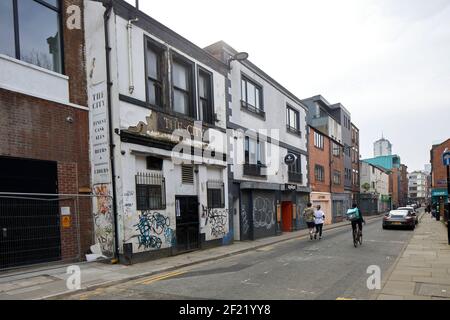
<box><xmin>331</xmin><ymin>139</ymin><xmax>345</xmax><ymax>194</ymax></box>
<box><xmin>431</xmin><ymin>139</ymin><xmax>450</xmax><ymax>189</ymax></box>
<box><xmin>308</xmin><ymin>127</ymin><xmax>331</xmax><ymax>193</ymax></box>
<box><xmin>0</xmin><ymin>0</ymin><xmax>92</xmax><ymax>264</ymax></box>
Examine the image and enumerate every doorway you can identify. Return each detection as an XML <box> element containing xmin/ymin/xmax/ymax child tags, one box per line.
<box><xmin>175</xmin><ymin>196</ymin><xmax>199</xmax><ymax>253</ymax></box>
<box><xmin>0</xmin><ymin>157</ymin><xmax>61</xmax><ymax>269</ymax></box>
<box><xmin>281</xmin><ymin>201</ymin><xmax>293</xmax><ymax>232</ymax></box>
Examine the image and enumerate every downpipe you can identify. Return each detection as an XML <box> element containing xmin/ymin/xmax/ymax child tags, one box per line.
<box><xmin>102</xmin><ymin>0</ymin><xmax>120</xmax><ymax>264</ymax></box>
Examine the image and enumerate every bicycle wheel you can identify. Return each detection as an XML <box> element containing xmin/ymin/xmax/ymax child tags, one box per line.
<box><xmin>353</xmin><ymin>229</ymin><xmax>358</xmax><ymax>247</ymax></box>
<box><xmin>358</xmin><ymin>230</ymin><xmax>363</xmax><ymax>245</ymax></box>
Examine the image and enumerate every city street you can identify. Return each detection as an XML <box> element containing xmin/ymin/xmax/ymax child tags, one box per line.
<box><xmin>62</xmin><ymin>217</ymin><xmax>414</xmax><ymax>300</ymax></box>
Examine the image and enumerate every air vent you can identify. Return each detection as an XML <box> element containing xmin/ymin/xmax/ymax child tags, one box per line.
<box><xmin>181</xmin><ymin>165</ymin><xmax>194</xmax><ymax>184</ymax></box>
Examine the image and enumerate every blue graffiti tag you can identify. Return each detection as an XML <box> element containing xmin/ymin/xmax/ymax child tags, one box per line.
<box><xmin>135</xmin><ymin>211</ymin><xmax>175</xmax><ymax>249</ymax></box>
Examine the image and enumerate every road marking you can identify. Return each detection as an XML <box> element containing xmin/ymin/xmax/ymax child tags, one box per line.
<box><xmin>137</xmin><ymin>270</ymin><xmax>186</xmax><ymax>285</ymax></box>
<box><xmin>336</xmin><ymin>297</ymin><xmax>355</xmax><ymax>300</ymax></box>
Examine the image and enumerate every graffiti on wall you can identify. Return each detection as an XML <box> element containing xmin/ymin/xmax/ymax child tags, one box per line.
<box><xmin>134</xmin><ymin>211</ymin><xmax>175</xmax><ymax>250</ymax></box>
<box><xmin>253</xmin><ymin>196</ymin><xmax>275</xmax><ymax>230</ymax></box>
<box><xmin>241</xmin><ymin>207</ymin><xmax>250</xmax><ymax>235</ymax></box>
<box><xmin>202</xmin><ymin>206</ymin><xmax>228</xmax><ymax>238</ymax></box>
<box><xmin>93</xmin><ymin>184</ymin><xmax>115</xmax><ymax>256</ymax></box>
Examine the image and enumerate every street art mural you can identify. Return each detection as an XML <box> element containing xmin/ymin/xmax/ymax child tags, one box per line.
<box><xmin>201</xmin><ymin>206</ymin><xmax>228</xmax><ymax>240</ymax></box>
<box><xmin>93</xmin><ymin>184</ymin><xmax>115</xmax><ymax>257</ymax></box>
<box><xmin>253</xmin><ymin>196</ymin><xmax>276</xmax><ymax>230</ymax></box>
<box><xmin>133</xmin><ymin>211</ymin><xmax>175</xmax><ymax>250</ymax></box>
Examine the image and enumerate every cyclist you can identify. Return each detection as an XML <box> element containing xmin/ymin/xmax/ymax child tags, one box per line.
<box><xmin>350</xmin><ymin>203</ymin><xmax>365</xmax><ymax>237</ymax></box>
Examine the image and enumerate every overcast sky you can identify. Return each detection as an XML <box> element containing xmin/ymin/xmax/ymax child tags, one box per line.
<box><xmin>125</xmin><ymin>0</ymin><xmax>450</xmax><ymax>172</ymax></box>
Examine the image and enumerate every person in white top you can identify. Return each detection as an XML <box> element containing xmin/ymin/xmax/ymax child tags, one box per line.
<box><xmin>314</xmin><ymin>205</ymin><xmax>325</xmax><ymax>240</ymax></box>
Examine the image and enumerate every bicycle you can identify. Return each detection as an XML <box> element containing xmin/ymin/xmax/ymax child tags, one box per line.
<box><xmin>352</xmin><ymin>223</ymin><xmax>362</xmax><ymax>248</ymax></box>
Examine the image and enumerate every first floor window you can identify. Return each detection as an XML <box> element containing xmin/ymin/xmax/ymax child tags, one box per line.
<box><xmin>1</xmin><ymin>0</ymin><xmax>63</xmax><ymax>73</ymax></box>
<box><xmin>145</xmin><ymin>41</ymin><xmax>164</xmax><ymax>107</ymax></box>
<box><xmin>245</xmin><ymin>136</ymin><xmax>265</xmax><ymax>165</ymax></box>
<box><xmin>207</xmin><ymin>180</ymin><xmax>225</xmax><ymax>208</ymax></box>
<box><xmin>136</xmin><ymin>172</ymin><xmax>166</xmax><ymax>210</ymax></box>
<box><xmin>315</xmin><ymin>165</ymin><xmax>325</xmax><ymax>182</ymax></box>
<box><xmin>333</xmin><ymin>171</ymin><xmax>341</xmax><ymax>185</ymax></box>
<box><xmin>199</xmin><ymin>68</ymin><xmax>214</xmax><ymax>124</ymax></box>
<box><xmin>172</xmin><ymin>58</ymin><xmax>194</xmax><ymax>117</ymax></box>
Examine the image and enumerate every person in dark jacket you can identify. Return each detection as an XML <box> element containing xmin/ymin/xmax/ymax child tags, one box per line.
<box><xmin>351</xmin><ymin>203</ymin><xmax>365</xmax><ymax>235</ymax></box>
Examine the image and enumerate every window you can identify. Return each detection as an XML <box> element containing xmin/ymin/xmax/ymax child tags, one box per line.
<box><xmin>314</xmin><ymin>132</ymin><xmax>324</xmax><ymax>149</ymax></box>
<box><xmin>172</xmin><ymin>57</ymin><xmax>195</xmax><ymax>117</ymax></box>
<box><xmin>241</xmin><ymin>76</ymin><xmax>263</xmax><ymax>115</ymax></box>
<box><xmin>288</xmin><ymin>151</ymin><xmax>302</xmax><ymax>183</ymax></box>
<box><xmin>198</xmin><ymin>68</ymin><xmax>214</xmax><ymax>124</ymax></box>
<box><xmin>145</xmin><ymin>40</ymin><xmax>164</xmax><ymax>107</ymax></box>
<box><xmin>207</xmin><ymin>180</ymin><xmax>225</xmax><ymax>208</ymax></box>
<box><xmin>244</xmin><ymin>136</ymin><xmax>265</xmax><ymax>166</ymax></box>
<box><xmin>333</xmin><ymin>171</ymin><xmax>341</xmax><ymax>185</ymax></box>
<box><xmin>332</xmin><ymin>142</ymin><xmax>341</xmax><ymax>157</ymax></box>
<box><xmin>0</xmin><ymin>0</ymin><xmax>63</xmax><ymax>73</ymax></box>
<box><xmin>146</xmin><ymin>156</ymin><xmax>163</xmax><ymax>170</ymax></box>
<box><xmin>315</xmin><ymin>165</ymin><xmax>325</xmax><ymax>182</ymax></box>
<box><xmin>286</xmin><ymin>106</ymin><xmax>300</xmax><ymax>135</ymax></box>
<box><xmin>136</xmin><ymin>172</ymin><xmax>166</xmax><ymax>210</ymax></box>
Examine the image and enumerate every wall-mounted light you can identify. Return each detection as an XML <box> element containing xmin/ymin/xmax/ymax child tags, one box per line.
<box><xmin>227</xmin><ymin>52</ymin><xmax>249</xmax><ymax>70</ymax></box>
<box><xmin>66</xmin><ymin>116</ymin><xmax>74</xmax><ymax>123</ymax></box>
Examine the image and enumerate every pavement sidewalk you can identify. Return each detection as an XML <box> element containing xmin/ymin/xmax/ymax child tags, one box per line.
<box><xmin>0</xmin><ymin>214</ymin><xmax>383</xmax><ymax>300</ymax></box>
<box><xmin>377</xmin><ymin>212</ymin><xmax>450</xmax><ymax>300</ymax></box>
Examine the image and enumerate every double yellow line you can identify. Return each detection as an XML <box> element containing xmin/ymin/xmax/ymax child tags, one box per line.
<box><xmin>137</xmin><ymin>270</ymin><xmax>186</xmax><ymax>285</ymax></box>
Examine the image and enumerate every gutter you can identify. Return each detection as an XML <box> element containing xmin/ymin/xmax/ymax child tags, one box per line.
<box><xmin>102</xmin><ymin>0</ymin><xmax>121</xmax><ymax>263</ymax></box>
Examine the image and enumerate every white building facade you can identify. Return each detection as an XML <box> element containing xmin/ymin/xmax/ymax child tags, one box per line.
<box><xmin>85</xmin><ymin>0</ymin><xmax>231</xmax><ymax>261</ymax></box>
<box><xmin>408</xmin><ymin>171</ymin><xmax>428</xmax><ymax>204</ymax></box>
<box><xmin>205</xmin><ymin>41</ymin><xmax>310</xmax><ymax>241</ymax></box>
<box><xmin>360</xmin><ymin>161</ymin><xmax>390</xmax><ymax>213</ymax></box>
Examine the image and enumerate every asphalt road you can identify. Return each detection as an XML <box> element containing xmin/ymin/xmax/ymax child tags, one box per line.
<box><xmin>64</xmin><ymin>217</ymin><xmax>415</xmax><ymax>300</ymax></box>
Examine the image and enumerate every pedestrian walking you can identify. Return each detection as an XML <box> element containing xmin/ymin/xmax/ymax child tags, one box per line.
<box><xmin>303</xmin><ymin>202</ymin><xmax>315</xmax><ymax>240</ymax></box>
<box><xmin>314</xmin><ymin>205</ymin><xmax>325</xmax><ymax>240</ymax></box>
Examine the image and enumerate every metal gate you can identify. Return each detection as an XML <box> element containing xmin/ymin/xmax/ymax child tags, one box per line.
<box><xmin>175</xmin><ymin>196</ymin><xmax>199</xmax><ymax>253</ymax></box>
<box><xmin>0</xmin><ymin>196</ymin><xmax>61</xmax><ymax>269</ymax></box>
<box><xmin>0</xmin><ymin>193</ymin><xmax>114</xmax><ymax>271</ymax></box>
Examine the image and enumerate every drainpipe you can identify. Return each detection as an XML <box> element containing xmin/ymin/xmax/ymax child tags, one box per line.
<box><xmin>127</xmin><ymin>18</ymin><xmax>139</xmax><ymax>94</ymax></box>
<box><xmin>102</xmin><ymin>0</ymin><xmax>120</xmax><ymax>263</ymax></box>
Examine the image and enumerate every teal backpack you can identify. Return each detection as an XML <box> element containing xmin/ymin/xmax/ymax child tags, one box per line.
<box><xmin>346</xmin><ymin>208</ymin><xmax>360</xmax><ymax>221</ymax></box>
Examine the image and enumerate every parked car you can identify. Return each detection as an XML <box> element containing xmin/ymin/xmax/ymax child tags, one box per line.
<box><xmin>382</xmin><ymin>209</ymin><xmax>416</xmax><ymax>230</ymax></box>
<box><xmin>397</xmin><ymin>207</ymin><xmax>419</xmax><ymax>225</ymax></box>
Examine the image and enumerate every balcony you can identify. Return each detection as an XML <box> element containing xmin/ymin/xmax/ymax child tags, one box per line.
<box><xmin>288</xmin><ymin>171</ymin><xmax>303</xmax><ymax>183</ymax></box>
<box><xmin>243</xmin><ymin>164</ymin><xmax>266</xmax><ymax>177</ymax></box>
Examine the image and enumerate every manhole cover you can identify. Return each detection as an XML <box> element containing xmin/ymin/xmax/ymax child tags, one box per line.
<box><xmin>416</xmin><ymin>283</ymin><xmax>450</xmax><ymax>299</ymax></box>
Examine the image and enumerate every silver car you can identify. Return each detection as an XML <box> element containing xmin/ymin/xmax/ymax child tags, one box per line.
<box><xmin>382</xmin><ymin>210</ymin><xmax>416</xmax><ymax>230</ymax></box>
<box><xmin>397</xmin><ymin>207</ymin><xmax>418</xmax><ymax>225</ymax></box>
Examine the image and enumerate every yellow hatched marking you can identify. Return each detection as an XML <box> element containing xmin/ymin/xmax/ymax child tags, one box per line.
<box><xmin>336</xmin><ymin>297</ymin><xmax>355</xmax><ymax>300</ymax></box>
<box><xmin>137</xmin><ymin>271</ymin><xmax>186</xmax><ymax>285</ymax></box>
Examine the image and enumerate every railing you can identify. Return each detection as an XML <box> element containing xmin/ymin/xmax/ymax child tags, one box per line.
<box><xmin>243</xmin><ymin>164</ymin><xmax>266</xmax><ymax>177</ymax></box>
<box><xmin>241</xmin><ymin>101</ymin><xmax>266</xmax><ymax>118</ymax></box>
<box><xmin>288</xmin><ymin>171</ymin><xmax>303</xmax><ymax>183</ymax></box>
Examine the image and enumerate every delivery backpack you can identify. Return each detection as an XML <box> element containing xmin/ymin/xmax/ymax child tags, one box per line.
<box><xmin>346</xmin><ymin>208</ymin><xmax>360</xmax><ymax>221</ymax></box>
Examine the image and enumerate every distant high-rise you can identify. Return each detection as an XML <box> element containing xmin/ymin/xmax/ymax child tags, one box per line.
<box><xmin>374</xmin><ymin>135</ymin><xmax>392</xmax><ymax>157</ymax></box>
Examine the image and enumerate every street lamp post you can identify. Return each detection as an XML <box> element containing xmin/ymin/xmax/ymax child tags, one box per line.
<box><xmin>442</xmin><ymin>148</ymin><xmax>450</xmax><ymax>245</ymax></box>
